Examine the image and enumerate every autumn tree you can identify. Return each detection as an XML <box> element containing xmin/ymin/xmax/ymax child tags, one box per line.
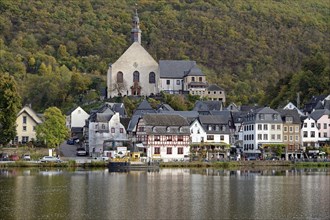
<box><xmin>36</xmin><ymin>107</ymin><xmax>69</xmax><ymax>149</ymax></box>
<box><xmin>0</xmin><ymin>73</ymin><xmax>21</xmax><ymax>145</ymax></box>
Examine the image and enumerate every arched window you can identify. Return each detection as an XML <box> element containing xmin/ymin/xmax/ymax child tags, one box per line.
<box><xmin>117</xmin><ymin>72</ymin><xmax>123</xmax><ymax>83</ymax></box>
<box><xmin>149</xmin><ymin>72</ymin><xmax>155</xmax><ymax>83</ymax></box>
<box><xmin>133</xmin><ymin>71</ymin><xmax>139</xmax><ymax>82</ymax></box>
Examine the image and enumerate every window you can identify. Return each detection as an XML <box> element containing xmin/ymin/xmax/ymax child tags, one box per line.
<box><xmin>303</xmin><ymin>131</ymin><xmax>308</xmax><ymax>137</ymax></box>
<box><xmin>311</xmin><ymin>123</ymin><xmax>315</xmax><ymax>128</ymax></box>
<box><xmin>311</xmin><ymin>131</ymin><xmax>315</xmax><ymax>137</ymax></box>
<box><xmin>120</xmin><ymin>128</ymin><xmax>124</xmax><ymax>133</ymax></box>
<box><xmin>117</xmin><ymin>72</ymin><xmax>123</xmax><ymax>83</ymax></box>
<box><xmin>259</xmin><ymin>114</ymin><xmax>265</xmax><ymax>120</ymax></box>
<box><xmin>273</xmin><ymin>114</ymin><xmax>278</xmax><ymax>120</ymax></box>
<box><xmin>167</xmin><ymin>147</ymin><xmax>172</xmax><ymax>154</ymax></box>
<box><xmin>22</xmin><ymin>136</ymin><xmax>29</xmax><ymax>143</ymax></box>
<box><xmin>289</xmin><ymin>126</ymin><xmax>293</xmax><ymax>133</ymax></box>
<box><xmin>138</xmin><ymin>127</ymin><xmax>144</xmax><ymax>132</ymax></box>
<box><xmin>176</xmin><ymin>80</ymin><xmax>180</xmax><ymax>85</ymax></box>
<box><xmin>166</xmin><ymin>80</ymin><xmax>170</xmax><ymax>85</ymax></box>
<box><xmin>258</xmin><ymin>134</ymin><xmax>262</xmax><ymax>140</ymax></box>
<box><xmin>149</xmin><ymin>72</ymin><xmax>155</xmax><ymax>84</ymax></box>
<box><xmin>317</xmin><ymin>123</ymin><xmax>321</xmax><ymax>129</ymax></box>
<box><xmin>324</xmin><ymin>132</ymin><xmax>328</xmax><ymax>138</ymax></box>
<box><xmin>154</xmin><ymin>147</ymin><xmax>160</xmax><ymax>154</ymax></box>
<box><xmin>258</xmin><ymin>124</ymin><xmax>262</xmax><ymax>130</ymax></box>
<box><xmin>23</xmin><ymin>116</ymin><xmax>27</xmax><ymax>124</ymax></box>
<box><xmin>207</xmin><ymin>135</ymin><xmax>214</xmax><ymax>140</ymax></box>
<box><xmin>199</xmin><ymin>77</ymin><xmax>202</xmax><ymax>82</ymax></box>
<box><xmin>23</xmin><ymin>126</ymin><xmax>27</xmax><ymax>131</ymax></box>
<box><xmin>220</xmin><ymin>135</ymin><xmax>224</xmax><ymax>141</ymax></box>
<box><xmin>264</xmin><ymin>124</ymin><xmax>268</xmax><ymax>130</ymax></box>
<box><xmin>295</xmin><ymin>135</ymin><xmax>299</xmax><ymax>141</ymax></box>
<box><xmin>277</xmin><ymin>134</ymin><xmax>281</xmax><ymax>140</ymax></box>
<box><xmin>111</xmin><ymin>128</ymin><xmax>115</xmax><ymax>133</ymax></box>
<box><xmin>178</xmin><ymin>147</ymin><xmax>183</xmax><ymax>154</ymax></box>
<box><xmin>303</xmin><ymin>123</ymin><xmax>307</xmax><ymax>128</ymax></box>
<box><xmin>271</xmin><ymin>134</ymin><xmax>275</xmax><ymax>140</ymax></box>
<box><xmin>277</xmin><ymin>125</ymin><xmax>281</xmax><ymax>130</ymax></box>
<box><xmin>324</xmin><ymin>123</ymin><xmax>327</xmax><ymax>129</ymax></box>
<box><xmin>191</xmin><ymin>77</ymin><xmax>195</xmax><ymax>82</ymax></box>
<box><xmin>133</xmin><ymin>71</ymin><xmax>139</xmax><ymax>82</ymax></box>
<box><xmin>289</xmin><ymin>135</ymin><xmax>293</xmax><ymax>142</ymax></box>
<box><xmin>177</xmin><ymin>135</ymin><xmax>183</xmax><ymax>141</ymax></box>
<box><xmin>166</xmin><ymin>135</ymin><xmax>172</xmax><ymax>141</ymax></box>
<box><xmin>284</xmin><ymin>135</ymin><xmax>287</xmax><ymax>141</ymax></box>
<box><xmin>286</xmin><ymin>116</ymin><xmax>293</xmax><ymax>123</ymax></box>
<box><xmin>101</xmin><ymin>124</ymin><xmax>106</xmax><ymax>130</ymax></box>
<box><xmin>271</xmin><ymin>125</ymin><xmax>275</xmax><ymax>130</ymax></box>
<box><xmin>263</xmin><ymin>134</ymin><xmax>268</xmax><ymax>140</ymax></box>
<box><xmin>33</xmin><ymin>126</ymin><xmax>36</xmax><ymax>131</ymax></box>
<box><xmin>295</xmin><ymin>126</ymin><xmax>299</xmax><ymax>132</ymax></box>
<box><xmin>154</xmin><ymin>135</ymin><xmax>160</xmax><ymax>141</ymax></box>
<box><xmin>284</xmin><ymin>126</ymin><xmax>288</xmax><ymax>132</ymax></box>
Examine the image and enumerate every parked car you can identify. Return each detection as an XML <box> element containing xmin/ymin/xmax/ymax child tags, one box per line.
<box><xmin>93</xmin><ymin>156</ymin><xmax>109</xmax><ymax>162</ymax></box>
<box><xmin>76</xmin><ymin>148</ymin><xmax>87</xmax><ymax>156</ymax></box>
<box><xmin>67</xmin><ymin>139</ymin><xmax>75</xmax><ymax>145</ymax></box>
<box><xmin>247</xmin><ymin>156</ymin><xmax>257</xmax><ymax>161</ymax></box>
<box><xmin>22</xmin><ymin>154</ymin><xmax>31</xmax><ymax>161</ymax></box>
<box><xmin>10</xmin><ymin>154</ymin><xmax>20</xmax><ymax>161</ymax></box>
<box><xmin>39</xmin><ymin>156</ymin><xmax>61</xmax><ymax>163</ymax></box>
<box><xmin>0</xmin><ymin>153</ymin><xmax>9</xmax><ymax>161</ymax></box>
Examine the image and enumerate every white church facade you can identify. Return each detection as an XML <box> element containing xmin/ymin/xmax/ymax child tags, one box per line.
<box><xmin>107</xmin><ymin>10</ymin><xmax>225</xmax><ymax>103</ymax></box>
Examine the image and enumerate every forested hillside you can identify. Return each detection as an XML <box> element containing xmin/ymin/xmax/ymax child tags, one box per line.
<box><xmin>0</xmin><ymin>0</ymin><xmax>329</xmax><ymax>112</ymax></box>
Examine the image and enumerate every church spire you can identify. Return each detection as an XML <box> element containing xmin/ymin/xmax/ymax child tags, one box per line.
<box><xmin>131</xmin><ymin>6</ymin><xmax>141</xmax><ymax>44</ymax></box>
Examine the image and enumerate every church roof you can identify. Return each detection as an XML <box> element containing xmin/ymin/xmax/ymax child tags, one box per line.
<box><xmin>159</xmin><ymin>60</ymin><xmax>196</xmax><ymax>78</ymax></box>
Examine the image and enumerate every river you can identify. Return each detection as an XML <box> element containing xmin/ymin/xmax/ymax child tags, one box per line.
<box><xmin>0</xmin><ymin>167</ymin><xmax>329</xmax><ymax>220</ymax></box>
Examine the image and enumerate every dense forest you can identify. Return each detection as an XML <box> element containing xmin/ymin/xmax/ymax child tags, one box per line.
<box><xmin>0</xmin><ymin>0</ymin><xmax>329</xmax><ymax>112</ymax></box>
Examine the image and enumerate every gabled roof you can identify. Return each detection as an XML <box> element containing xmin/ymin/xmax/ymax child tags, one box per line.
<box><xmin>276</xmin><ymin>109</ymin><xmax>302</xmax><ymax>124</ymax></box>
<box><xmin>184</xmin><ymin>65</ymin><xmax>204</xmax><ymax>76</ymax></box>
<box><xmin>310</xmin><ymin>109</ymin><xmax>330</xmax><ymax>121</ymax></box>
<box><xmin>143</xmin><ymin>114</ymin><xmax>189</xmax><ymax>126</ymax></box>
<box><xmin>136</xmin><ymin>99</ymin><xmax>153</xmax><ymax>110</ymax></box>
<box><xmin>207</xmin><ymin>84</ymin><xmax>224</xmax><ymax>91</ymax></box>
<box><xmin>156</xmin><ymin>103</ymin><xmax>175</xmax><ymax>112</ymax></box>
<box><xmin>95</xmin><ymin>113</ymin><xmax>113</xmax><ymax>122</ymax></box>
<box><xmin>254</xmin><ymin>107</ymin><xmax>279</xmax><ymax>114</ymax></box>
<box><xmin>193</xmin><ymin>101</ymin><xmax>222</xmax><ymax>111</ymax></box>
<box><xmin>17</xmin><ymin>105</ymin><xmax>43</xmax><ymax>124</ymax></box>
<box><xmin>159</xmin><ymin>60</ymin><xmax>196</xmax><ymax>78</ymax></box>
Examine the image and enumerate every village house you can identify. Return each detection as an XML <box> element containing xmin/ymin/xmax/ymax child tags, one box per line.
<box><xmin>13</xmin><ymin>105</ymin><xmax>43</xmax><ymax>145</ymax></box>
<box><xmin>135</xmin><ymin>114</ymin><xmax>190</xmax><ymax>162</ymax></box>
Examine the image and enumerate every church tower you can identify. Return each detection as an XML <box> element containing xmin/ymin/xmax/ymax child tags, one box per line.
<box><xmin>131</xmin><ymin>9</ymin><xmax>141</xmax><ymax>44</ymax></box>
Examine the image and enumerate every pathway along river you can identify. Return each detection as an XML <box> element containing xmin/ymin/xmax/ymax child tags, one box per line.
<box><xmin>0</xmin><ymin>167</ymin><xmax>329</xmax><ymax>220</ymax></box>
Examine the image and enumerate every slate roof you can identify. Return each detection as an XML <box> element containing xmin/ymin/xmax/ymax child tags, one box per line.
<box><xmin>184</xmin><ymin>65</ymin><xmax>204</xmax><ymax>76</ymax></box>
<box><xmin>310</xmin><ymin>109</ymin><xmax>330</xmax><ymax>121</ymax></box>
<box><xmin>193</xmin><ymin>101</ymin><xmax>222</xmax><ymax>111</ymax></box>
<box><xmin>199</xmin><ymin>115</ymin><xmax>229</xmax><ymax>125</ymax></box>
<box><xmin>143</xmin><ymin>114</ymin><xmax>189</xmax><ymax>126</ymax></box>
<box><xmin>207</xmin><ymin>84</ymin><xmax>224</xmax><ymax>91</ymax></box>
<box><xmin>96</xmin><ymin>113</ymin><xmax>113</xmax><ymax>122</ymax></box>
<box><xmin>127</xmin><ymin>115</ymin><xmax>141</xmax><ymax>132</ymax></box>
<box><xmin>158</xmin><ymin>110</ymin><xmax>199</xmax><ymax>124</ymax></box>
<box><xmin>276</xmin><ymin>109</ymin><xmax>302</xmax><ymax>124</ymax></box>
<box><xmin>159</xmin><ymin>60</ymin><xmax>196</xmax><ymax>78</ymax></box>
<box><xmin>156</xmin><ymin>103</ymin><xmax>175</xmax><ymax>112</ymax></box>
<box><xmin>136</xmin><ymin>99</ymin><xmax>154</xmax><ymax>110</ymax></box>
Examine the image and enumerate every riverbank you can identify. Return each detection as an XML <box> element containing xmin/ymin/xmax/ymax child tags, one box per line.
<box><xmin>1</xmin><ymin>160</ymin><xmax>329</xmax><ymax>168</ymax></box>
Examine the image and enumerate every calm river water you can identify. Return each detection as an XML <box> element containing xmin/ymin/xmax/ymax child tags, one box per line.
<box><xmin>0</xmin><ymin>167</ymin><xmax>329</xmax><ymax>220</ymax></box>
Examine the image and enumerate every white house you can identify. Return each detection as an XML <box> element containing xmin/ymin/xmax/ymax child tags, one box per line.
<box><xmin>67</xmin><ymin>106</ymin><xmax>89</xmax><ymax>129</ymax></box>
<box><xmin>14</xmin><ymin>105</ymin><xmax>43</xmax><ymax>144</ymax></box>
<box><xmin>302</xmin><ymin>116</ymin><xmax>319</xmax><ymax>148</ymax></box>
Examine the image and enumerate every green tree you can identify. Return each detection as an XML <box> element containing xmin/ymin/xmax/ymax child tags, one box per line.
<box><xmin>36</xmin><ymin>107</ymin><xmax>69</xmax><ymax>149</ymax></box>
<box><xmin>0</xmin><ymin>73</ymin><xmax>21</xmax><ymax>145</ymax></box>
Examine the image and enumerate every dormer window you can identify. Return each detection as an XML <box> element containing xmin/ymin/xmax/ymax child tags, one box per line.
<box><xmin>273</xmin><ymin>114</ymin><xmax>278</xmax><ymax>120</ymax></box>
<box><xmin>259</xmin><ymin>114</ymin><xmax>265</xmax><ymax>120</ymax></box>
<box><xmin>167</xmin><ymin>127</ymin><xmax>170</xmax><ymax>132</ymax></box>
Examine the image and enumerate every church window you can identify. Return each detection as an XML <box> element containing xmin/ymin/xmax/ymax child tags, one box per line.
<box><xmin>149</xmin><ymin>72</ymin><xmax>155</xmax><ymax>83</ymax></box>
<box><xmin>133</xmin><ymin>71</ymin><xmax>139</xmax><ymax>82</ymax></box>
<box><xmin>117</xmin><ymin>72</ymin><xmax>123</xmax><ymax>83</ymax></box>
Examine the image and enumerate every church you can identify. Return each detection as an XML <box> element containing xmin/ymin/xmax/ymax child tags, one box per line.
<box><xmin>107</xmin><ymin>10</ymin><xmax>226</xmax><ymax>103</ymax></box>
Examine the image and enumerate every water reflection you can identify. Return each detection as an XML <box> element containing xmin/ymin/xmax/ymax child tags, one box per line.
<box><xmin>0</xmin><ymin>167</ymin><xmax>329</xmax><ymax>220</ymax></box>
